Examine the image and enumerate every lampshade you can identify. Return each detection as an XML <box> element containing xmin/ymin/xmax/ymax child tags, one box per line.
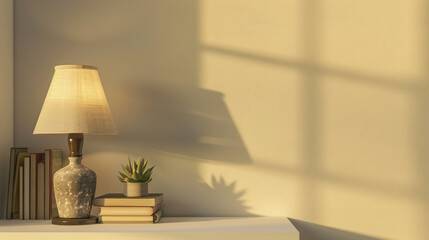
<box><xmin>34</xmin><ymin>65</ymin><xmax>117</xmax><ymax>135</ymax></box>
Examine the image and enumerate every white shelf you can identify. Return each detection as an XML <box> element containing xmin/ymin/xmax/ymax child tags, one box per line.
<box><xmin>0</xmin><ymin>217</ymin><xmax>299</xmax><ymax>240</ymax></box>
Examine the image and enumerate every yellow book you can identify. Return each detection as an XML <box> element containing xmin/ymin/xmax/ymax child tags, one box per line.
<box><xmin>98</xmin><ymin>209</ymin><xmax>163</xmax><ymax>223</ymax></box>
<box><xmin>93</xmin><ymin>193</ymin><xmax>163</xmax><ymax>207</ymax></box>
<box><xmin>97</xmin><ymin>204</ymin><xmax>161</xmax><ymax>216</ymax></box>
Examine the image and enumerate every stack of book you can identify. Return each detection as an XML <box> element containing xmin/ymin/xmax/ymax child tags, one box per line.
<box><xmin>6</xmin><ymin>148</ymin><xmax>63</xmax><ymax>220</ymax></box>
<box><xmin>93</xmin><ymin>193</ymin><xmax>164</xmax><ymax>223</ymax></box>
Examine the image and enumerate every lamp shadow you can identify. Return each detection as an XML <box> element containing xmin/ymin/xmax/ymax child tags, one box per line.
<box><xmin>89</xmin><ymin>82</ymin><xmax>252</xmax><ymax>164</ymax></box>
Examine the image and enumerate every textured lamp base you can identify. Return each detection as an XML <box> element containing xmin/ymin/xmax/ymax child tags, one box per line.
<box><xmin>54</xmin><ymin>157</ymin><xmax>96</xmax><ymax>218</ymax></box>
<box><xmin>52</xmin><ymin>216</ymin><xmax>98</xmax><ymax>225</ymax></box>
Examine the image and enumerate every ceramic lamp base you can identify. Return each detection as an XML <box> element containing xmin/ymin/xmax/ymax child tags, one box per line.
<box><xmin>54</xmin><ymin>157</ymin><xmax>96</xmax><ymax>218</ymax></box>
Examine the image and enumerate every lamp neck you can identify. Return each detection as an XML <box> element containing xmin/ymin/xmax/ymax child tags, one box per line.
<box><xmin>68</xmin><ymin>157</ymin><xmax>82</xmax><ymax>165</ymax></box>
<box><xmin>68</xmin><ymin>133</ymin><xmax>84</xmax><ymax>157</ymax></box>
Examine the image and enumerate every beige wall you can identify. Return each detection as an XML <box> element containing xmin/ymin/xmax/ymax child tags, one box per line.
<box><xmin>13</xmin><ymin>0</ymin><xmax>429</xmax><ymax>239</ymax></box>
<box><xmin>0</xmin><ymin>0</ymin><xmax>14</xmax><ymax>218</ymax></box>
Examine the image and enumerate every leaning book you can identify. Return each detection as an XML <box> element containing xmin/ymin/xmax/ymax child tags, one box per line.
<box><xmin>6</xmin><ymin>147</ymin><xmax>28</xmax><ymax>219</ymax></box>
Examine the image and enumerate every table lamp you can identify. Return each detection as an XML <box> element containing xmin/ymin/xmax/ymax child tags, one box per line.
<box><xmin>34</xmin><ymin>64</ymin><xmax>117</xmax><ymax>225</ymax></box>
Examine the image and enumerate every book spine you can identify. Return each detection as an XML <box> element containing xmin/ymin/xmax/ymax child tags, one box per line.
<box><xmin>37</xmin><ymin>162</ymin><xmax>45</xmax><ymax>219</ymax></box>
<box><xmin>12</xmin><ymin>158</ymin><xmax>20</xmax><ymax>219</ymax></box>
<box><xmin>19</xmin><ymin>166</ymin><xmax>23</xmax><ymax>220</ymax></box>
<box><xmin>98</xmin><ymin>219</ymin><xmax>154</xmax><ymax>224</ymax></box>
<box><xmin>98</xmin><ymin>215</ymin><xmax>154</xmax><ymax>222</ymax></box>
<box><xmin>12</xmin><ymin>152</ymin><xmax>30</xmax><ymax>219</ymax></box>
<box><xmin>30</xmin><ymin>154</ymin><xmax>37</xmax><ymax>219</ymax></box>
<box><xmin>7</xmin><ymin>148</ymin><xmax>27</xmax><ymax>219</ymax></box>
<box><xmin>23</xmin><ymin>156</ymin><xmax>30</xmax><ymax>220</ymax></box>
<box><xmin>6</xmin><ymin>148</ymin><xmax>16</xmax><ymax>219</ymax></box>
<box><xmin>153</xmin><ymin>209</ymin><xmax>163</xmax><ymax>223</ymax></box>
<box><xmin>44</xmin><ymin>150</ymin><xmax>51</xmax><ymax>219</ymax></box>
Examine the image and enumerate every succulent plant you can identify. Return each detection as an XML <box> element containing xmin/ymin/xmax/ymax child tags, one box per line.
<box><xmin>118</xmin><ymin>156</ymin><xmax>154</xmax><ymax>183</ymax></box>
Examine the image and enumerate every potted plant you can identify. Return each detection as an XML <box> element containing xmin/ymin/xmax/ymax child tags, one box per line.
<box><xmin>118</xmin><ymin>156</ymin><xmax>154</xmax><ymax>197</ymax></box>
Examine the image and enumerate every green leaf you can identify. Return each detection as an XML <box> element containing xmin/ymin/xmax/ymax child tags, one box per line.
<box><xmin>141</xmin><ymin>159</ymin><xmax>148</xmax><ymax>174</ymax></box>
<box><xmin>138</xmin><ymin>157</ymin><xmax>145</xmax><ymax>174</ymax></box>
<box><xmin>125</xmin><ymin>163</ymin><xmax>132</xmax><ymax>173</ymax></box>
<box><xmin>118</xmin><ymin>176</ymin><xmax>125</xmax><ymax>183</ymax></box>
<box><xmin>147</xmin><ymin>166</ymin><xmax>155</xmax><ymax>175</ymax></box>
<box><xmin>121</xmin><ymin>164</ymin><xmax>132</xmax><ymax>178</ymax></box>
<box><xmin>118</xmin><ymin>172</ymin><xmax>128</xmax><ymax>179</ymax></box>
<box><xmin>133</xmin><ymin>161</ymin><xmax>138</xmax><ymax>173</ymax></box>
<box><xmin>125</xmin><ymin>177</ymin><xmax>137</xmax><ymax>183</ymax></box>
<box><xmin>141</xmin><ymin>166</ymin><xmax>154</xmax><ymax>182</ymax></box>
<box><xmin>128</xmin><ymin>156</ymin><xmax>132</xmax><ymax>172</ymax></box>
<box><xmin>135</xmin><ymin>173</ymin><xmax>143</xmax><ymax>181</ymax></box>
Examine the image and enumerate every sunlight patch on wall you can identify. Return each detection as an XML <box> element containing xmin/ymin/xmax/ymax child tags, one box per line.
<box><xmin>200</xmin><ymin>0</ymin><xmax>305</xmax><ymax>61</ymax></box>
<box><xmin>320</xmin><ymin>77</ymin><xmax>418</xmax><ymax>189</ymax></box>
<box><xmin>318</xmin><ymin>0</ymin><xmax>425</xmax><ymax>80</ymax></box>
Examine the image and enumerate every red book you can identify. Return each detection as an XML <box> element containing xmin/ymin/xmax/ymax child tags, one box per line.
<box><xmin>36</xmin><ymin>156</ymin><xmax>45</xmax><ymax>219</ymax></box>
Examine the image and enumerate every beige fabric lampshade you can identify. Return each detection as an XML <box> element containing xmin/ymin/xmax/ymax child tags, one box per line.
<box><xmin>34</xmin><ymin>65</ymin><xmax>117</xmax><ymax>135</ymax></box>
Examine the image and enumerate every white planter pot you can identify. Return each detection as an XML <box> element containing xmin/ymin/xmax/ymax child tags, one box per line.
<box><xmin>124</xmin><ymin>182</ymin><xmax>148</xmax><ymax>197</ymax></box>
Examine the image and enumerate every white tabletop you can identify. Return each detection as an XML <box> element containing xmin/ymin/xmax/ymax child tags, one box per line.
<box><xmin>0</xmin><ymin>217</ymin><xmax>299</xmax><ymax>240</ymax></box>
